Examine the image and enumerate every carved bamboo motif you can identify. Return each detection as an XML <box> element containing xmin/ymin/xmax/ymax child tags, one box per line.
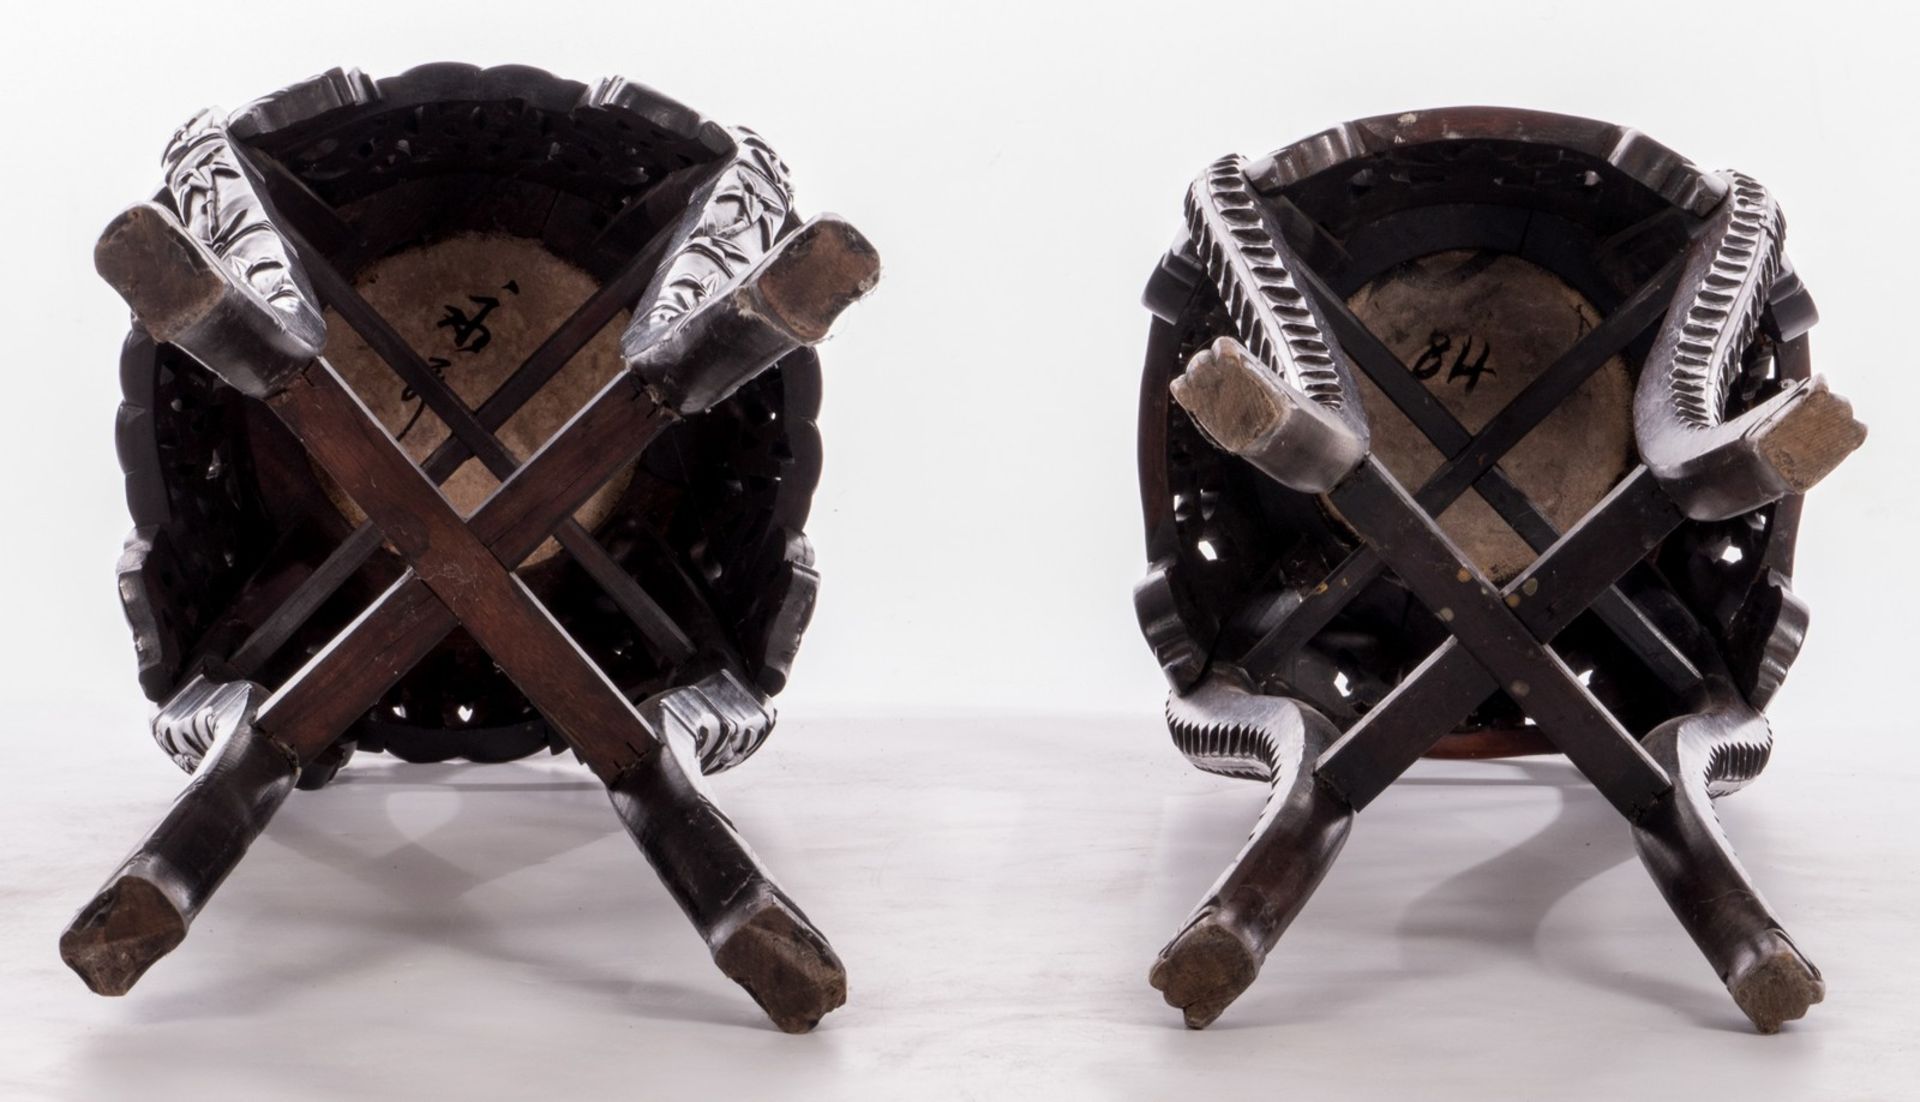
<box><xmin>625</xmin><ymin>128</ymin><xmax>795</xmax><ymax>358</ymax></box>
<box><xmin>71</xmin><ymin>64</ymin><xmax>879</xmax><ymax>1034</ymax></box>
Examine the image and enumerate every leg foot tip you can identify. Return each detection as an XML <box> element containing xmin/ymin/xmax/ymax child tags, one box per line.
<box><xmin>1150</xmin><ymin>912</ymin><xmax>1261</xmax><ymax>1030</ymax></box>
<box><xmin>1729</xmin><ymin>931</ymin><xmax>1825</xmax><ymax>1034</ymax></box>
<box><xmin>712</xmin><ymin>891</ymin><xmax>847</xmax><ymax>1034</ymax></box>
<box><xmin>1758</xmin><ymin>379</ymin><xmax>1866</xmax><ymax>495</ymax></box>
<box><xmin>58</xmin><ymin>877</ymin><xmax>186</xmax><ymax>996</ymax></box>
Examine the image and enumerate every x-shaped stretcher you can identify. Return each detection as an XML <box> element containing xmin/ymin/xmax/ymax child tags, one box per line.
<box><xmin>65</xmin><ymin>118</ymin><xmax>877</xmax><ymax>1034</ymax></box>
<box><xmin>216</xmin><ymin>149</ymin><xmax>712</xmax><ymax>688</ymax></box>
<box><xmin>1149</xmin><ymin>156</ymin><xmax>1864</xmax><ymax>1033</ymax></box>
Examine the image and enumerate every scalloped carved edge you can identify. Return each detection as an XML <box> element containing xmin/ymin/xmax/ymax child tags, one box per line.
<box><xmin>747</xmin><ymin>530</ymin><xmax>819</xmax><ymax>697</ymax></box>
<box><xmin>227</xmin><ymin>67</ymin><xmax>379</xmax><ymax>140</ymax></box>
<box><xmin>116</xmin><ymin>527</ymin><xmax>168</xmax><ymax>698</ymax></box>
<box><xmin>1242</xmin><ymin>107</ymin><xmax>1727</xmax><ymax>217</ymax></box>
<box><xmin>225</xmin><ymin>64</ymin><xmax>714</xmax><ymax>148</ymax></box>
<box><xmin>584</xmin><ymin>75</ymin><xmax>713</xmax><ymax>147</ymax></box>
<box><xmin>1134</xmin><ymin>560</ymin><xmax>1209</xmax><ymax>691</ymax></box>
<box><xmin>1741</xmin><ymin>571</ymin><xmax>1809</xmax><ymax>712</ymax></box>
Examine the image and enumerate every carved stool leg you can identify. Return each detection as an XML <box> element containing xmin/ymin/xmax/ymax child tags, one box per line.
<box><xmin>1140</xmin><ymin>119</ymin><xmax>1867</xmax><ymax>1035</ymax></box>
<box><xmin>1149</xmin><ymin>674</ymin><xmax>1353</xmax><ymax>1028</ymax></box>
<box><xmin>1630</xmin><ymin>699</ymin><xmax>1823</xmax><ymax>1032</ymax></box>
<box><xmin>611</xmin><ymin>712</ymin><xmax>844</xmax><ymax>1033</ymax></box>
<box><xmin>60</xmin><ymin>686</ymin><xmax>295</xmax><ymax>994</ymax></box>
<box><xmin>79</xmin><ymin>133</ymin><xmax>876</xmax><ymax>1028</ymax></box>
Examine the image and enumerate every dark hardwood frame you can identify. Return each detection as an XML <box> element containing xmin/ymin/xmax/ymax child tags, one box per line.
<box><xmin>65</xmin><ymin>77</ymin><xmax>878</xmax><ymax>1034</ymax></box>
<box><xmin>1137</xmin><ymin>109</ymin><xmax>1865</xmax><ymax>1033</ymax></box>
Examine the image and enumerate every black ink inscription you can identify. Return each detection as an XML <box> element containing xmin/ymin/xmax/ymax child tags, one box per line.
<box><xmin>1409</xmin><ymin>330</ymin><xmax>1494</xmax><ymax>393</ymax></box>
<box><xmin>394</xmin><ymin>281</ymin><xmax>521</xmax><ymax>441</ymax></box>
<box><xmin>436</xmin><ymin>295</ymin><xmax>501</xmax><ymax>354</ymax></box>
<box><xmin>396</xmin><ymin>358</ymin><xmax>451</xmax><ymax>441</ymax></box>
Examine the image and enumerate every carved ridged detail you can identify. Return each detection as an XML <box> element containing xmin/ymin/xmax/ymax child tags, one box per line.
<box><xmin>1702</xmin><ymin>724</ymin><xmax>1773</xmax><ymax>798</ymax></box>
<box><xmin>1650</xmin><ymin>693</ymin><xmax>1778</xmax><ymax>801</ymax></box>
<box><xmin>1165</xmin><ymin>675</ymin><xmax>1292</xmax><ymax>784</ymax></box>
<box><xmin>151</xmin><ymin>674</ymin><xmax>266</xmax><ymax>774</ymax></box>
<box><xmin>1184</xmin><ymin>155</ymin><xmax>1349</xmax><ymax>410</ymax></box>
<box><xmin>1664</xmin><ymin>173</ymin><xmax>1782</xmax><ymax>430</ymax></box>
<box><xmin>639</xmin><ymin>669</ymin><xmax>777</xmax><ymax>775</ymax></box>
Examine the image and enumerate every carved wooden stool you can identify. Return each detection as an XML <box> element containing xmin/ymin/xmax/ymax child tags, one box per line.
<box><xmin>65</xmin><ymin>65</ymin><xmax>878</xmax><ymax>1033</ymax></box>
<box><xmin>1134</xmin><ymin>108</ymin><xmax>1864</xmax><ymax>1033</ymax></box>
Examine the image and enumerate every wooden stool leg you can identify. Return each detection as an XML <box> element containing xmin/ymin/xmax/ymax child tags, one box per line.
<box><xmin>60</xmin><ymin>688</ymin><xmax>296</xmax><ymax>994</ymax></box>
<box><xmin>609</xmin><ymin>713</ymin><xmax>843</xmax><ymax>1033</ymax></box>
<box><xmin>1630</xmin><ymin>700</ymin><xmax>1823</xmax><ymax>1032</ymax></box>
<box><xmin>1149</xmin><ymin>674</ymin><xmax>1353</xmax><ymax>1028</ymax></box>
<box><xmin>77</xmin><ymin>109</ymin><xmax>877</xmax><ymax>1027</ymax></box>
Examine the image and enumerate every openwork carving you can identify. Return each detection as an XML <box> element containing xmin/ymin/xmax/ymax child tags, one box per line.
<box><xmin>1136</xmin><ymin>107</ymin><xmax>1863</xmax><ymax>1035</ymax></box>
<box><xmin>71</xmin><ymin>64</ymin><xmax>877</xmax><ymax>1035</ymax></box>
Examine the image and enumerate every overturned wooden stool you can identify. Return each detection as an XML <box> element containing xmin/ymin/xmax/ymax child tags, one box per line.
<box><xmin>65</xmin><ymin>64</ymin><xmax>878</xmax><ymax>1032</ymax></box>
<box><xmin>1134</xmin><ymin>108</ymin><xmax>1864</xmax><ymax>1033</ymax></box>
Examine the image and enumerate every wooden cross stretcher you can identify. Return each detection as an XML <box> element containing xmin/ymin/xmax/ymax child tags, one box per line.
<box><xmin>1141</xmin><ymin>133</ymin><xmax>1865</xmax><ymax>1033</ymax></box>
<box><xmin>66</xmin><ymin>113</ymin><xmax>878</xmax><ymax>1034</ymax></box>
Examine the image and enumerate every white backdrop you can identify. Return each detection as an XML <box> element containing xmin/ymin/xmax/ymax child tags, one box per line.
<box><xmin>0</xmin><ymin>0</ymin><xmax>1912</xmax><ymax>730</ymax></box>
<box><xmin>1</xmin><ymin>3</ymin><xmax>1916</xmax><ymax>1098</ymax></box>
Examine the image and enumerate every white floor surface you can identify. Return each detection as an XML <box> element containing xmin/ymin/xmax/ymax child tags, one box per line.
<box><xmin>3</xmin><ymin>699</ymin><xmax>1912</xmax><ymax>1100</ymax></box>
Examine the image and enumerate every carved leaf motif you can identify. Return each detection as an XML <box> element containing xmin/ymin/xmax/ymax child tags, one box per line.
<box><xmin>160</xmin><ymin>110</ymin><xmax>325</xmax><ymax>351</ymax></box>
<box><xmin>634</xmin><ymin>128</ymin><xmax>796</xmax><ymax>338</ymax></box>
